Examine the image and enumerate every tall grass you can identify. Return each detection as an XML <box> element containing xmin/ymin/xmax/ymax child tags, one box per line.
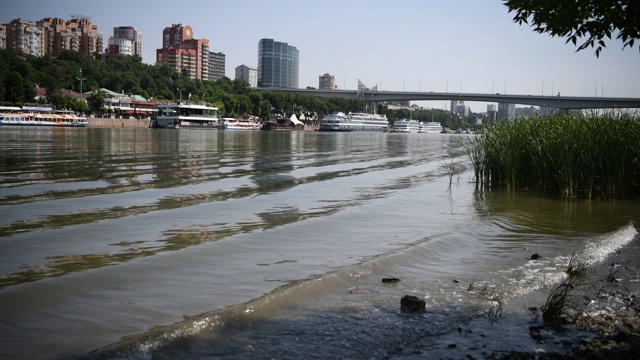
<box><xmin>465</xmin><ymin>112</ymin><xmax>640</xmax><ymax>199</ymax></box>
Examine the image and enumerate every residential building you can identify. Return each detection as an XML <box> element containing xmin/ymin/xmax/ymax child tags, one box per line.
<box><xmin>319</xmin><ymin>73</ymin><xmax>335</xmax><ymax>90</ymax></box>
<box><xmin>3</xmin><ymin>19</ymin><xmax>45</xmax><ymax>56</ymax></box>
<box><xmin>0</xmin><ymin>24</ymin><xmax>6</xmax><ymax>49</ymax></box>
<box><xmin>258</xmin><ymin>38</ymin><xmax>299</xmax><ymax>88</ymax></box>
<box><xmin>235</xmin><ymin>65</ymin><xmax>257</xmax><ymax>87</ymax></box>
<box><xmin>107</xmin><ymin>26</ymin><xmax>142</xmax><ymax>57</ymax></box>
<box><xmin>497</xmin><ymin>102</ymin><xmax>516</xmax><ymax>121</ymax></box>
<box><xmin>156</xmin><ymin>24</ymin><xmax>209</xmax><ymax>80</ymax></box>
<box><xmin>451</xmin><ymin>100</ymin><xmax>469</xmax><ymax>116</ymax></box>
<box><xmin>208</xmin><ymin>51</ymin><xmax>225</xmax><ymax>81</ymax></box>
<box><xmin>37</xmin><ymin>16</ymin><xmax>103</xmax><ymax>57</ymax></box>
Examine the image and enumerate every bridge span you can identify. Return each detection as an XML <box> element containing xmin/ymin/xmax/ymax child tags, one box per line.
<box><xmin>255</xmin><ymin>88</ymin><xmax>640</xmax><ymax>110</ymax></box>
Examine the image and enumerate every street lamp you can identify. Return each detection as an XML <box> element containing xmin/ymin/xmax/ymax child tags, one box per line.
<box><xmin>76</xmin><ymin>70</ymin><xmax>86</xmax><ymax>102</ymax></box>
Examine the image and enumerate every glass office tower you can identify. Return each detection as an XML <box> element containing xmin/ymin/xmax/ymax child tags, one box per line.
<box><xmin>258</xmin><ymin>38</ymin><xmax>299</xmax><ymax>88</ymax></box>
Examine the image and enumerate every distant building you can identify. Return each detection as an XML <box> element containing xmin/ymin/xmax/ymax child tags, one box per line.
<box><xmin>451</xmin><ymin>100</ymin><xmax>469</xmax><ymax>116</ymax></box>
<box><xmin>3</xmin><ymin>18</ymin><xmax>45</xmax><ymax>56</ymax></box>
<box><xmin>37</xmin><ymin>16</ymin><xmax>103</xmax><ymax>57</ymax></box>
<box><xmin>208</xmin><ymin>51</ymin><xmax>225</xmax><ymax>81</ymax></box>
<box><xmin>1</xmin><ymin>16</ymin><xmax>103</xmax><ymax>58</ymax></box>
<box><xmin>258</xmin><ymin>38</ymin><xmax>299</xmax><ymax>88</ymax></box>
<box><xmin>319</xmin><ymin>73</ymin><xmax>335</xmax><ymax>90</ymax></box>
<box><xmin>107</xmin><ymin>26</ymin><xmax>142</xmax><ymax>57</ymax></box>
<box><xmin>515</xmin><ymin>106</ymin><xmax>538</xmax><ymax>117</ymax></box>
<box><xmin>156</xmin><ymin>24</ymin><xmax>209</xmax><ymax>80</ymax></box>
<box><xmin>235</xmin><ymin>65</ymin><xmax>257</xmax><ymax>87</ymax></box>
<box><xmin>487</xmin><ymin>104</ymin><xmax>497</xmax><ymax>120</ymax></box>
<box><xmin>497</xmin><ymin>102</ymin><xmax>516</xmax><ymax>121</ymax></box>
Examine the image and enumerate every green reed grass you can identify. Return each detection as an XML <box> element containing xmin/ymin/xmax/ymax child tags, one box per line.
<box><xmin>465</xmin><ymin>112</ymin><xmax>640</xmax><ymax>199</ymax></box>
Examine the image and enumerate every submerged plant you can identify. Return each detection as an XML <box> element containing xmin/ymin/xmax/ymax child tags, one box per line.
<box><xmin>464</xmin><ymin>112</ymin><xmax>640</xmax><ymax>200</ymax></box>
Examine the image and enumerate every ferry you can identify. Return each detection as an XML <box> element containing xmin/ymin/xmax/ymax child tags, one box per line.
<box><xmin>156</xmin><ymin>103</ymin><xmax>219</xmax><ymax>129</ymax></box>
<box><xmin>218</xmin><ymin>116</ymin><xmax>261</xmax><ymax>130</ymax></box>
<box><xmin>392</xmin><ymin>119</ymin><xmax>421</xmax><ymax>133</ymax></box>
<box><xmin>419</xmin><ymin>121</ymin><xmax>443</xmax><ymax>134</ymax></box>
<box><xmin>0</xmin><ymin>105</ymin><xmax>88</xmax><ymax>127</ymax></box>
<box><xmin>319</xmin><ymin>112</ymin><xmax>389</xmax><ymax>132</ymax></box>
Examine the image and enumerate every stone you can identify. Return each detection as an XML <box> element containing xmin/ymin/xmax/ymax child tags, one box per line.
<box><xmin>400</xmin><ymin>295</ymin><xmax>425</xmax><ymax>314</ymax></box>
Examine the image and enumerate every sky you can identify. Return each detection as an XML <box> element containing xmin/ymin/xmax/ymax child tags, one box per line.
<box><xmin>3</xmin><ymin>0</ymin><xmax>639</xmax><ymax>112</ymax></box>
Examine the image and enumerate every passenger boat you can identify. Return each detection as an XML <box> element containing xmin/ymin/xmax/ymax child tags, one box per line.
<box><xmin>0</xmin><ymin>105</ymin><xmax>88</xmax><ymax>127</ymax></box>
<box><xmin>218</xmin><ymin>117</ymin><xmax>261</xmax><ymax>130</ymax></box>
<box><xmin>261</xmin><ymin>114</ymin><xmax>305</xmax><ymax>131</ymax></box>
<box><xmin>156</xmin><ymin>103</ymin><xmax>219</xmax><ymax>129</ymax></box>
<box><xmin>392</xmin><ymin>119</ymin><xmax>420</xmax><ymax>133</ymax></box>
<box><xmin>319</xmin><ymin>112</ymin><xmax>388</xmax><ymax>132</ymax></box>
<box><xmin>418</xmin><ymin>121</ymin><xmax>443</xmax><ymax>134</ymax></box>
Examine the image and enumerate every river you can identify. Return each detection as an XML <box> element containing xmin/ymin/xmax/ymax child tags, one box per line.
<box><xmin>0</xmin><ymin>127</ymin><xmax>638</xmax><ymax>359</ymax></box>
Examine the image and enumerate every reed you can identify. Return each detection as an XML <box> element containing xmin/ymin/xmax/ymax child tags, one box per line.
<box><xmin>465</xmin><ymin>111</ymin><xmax>640</xmax><ymax>199</ymax></box>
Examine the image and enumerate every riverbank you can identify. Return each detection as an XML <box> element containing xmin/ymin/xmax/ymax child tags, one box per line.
<box><xmin>87</xmin><ymin>117</ymin><xmax>320</xmax><ymax>131</ymax></box>
<box><xmin>87</xmin><ymin>117</ymin><xmax>153</xmax><ymax>128</ymax></box>
<box><xmin>392</xmin><ymin>233</ymin><xmax>640</xmax><ymax>360</ymax></box>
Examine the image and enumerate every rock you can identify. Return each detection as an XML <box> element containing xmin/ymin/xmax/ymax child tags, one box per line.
<box><xmin>530</xmin><ymin>253</ymin><xmax>542</xmax><ymax>260</ymax></box>
<box><xmin>382</xmin><ymin>277</ymin><xmax>400</xmax><ymax>283</ymax></box>
<box><xmin>400</xmin><ymin>295</ymin><xmax>426</xmax><ymax>314</ymax></box>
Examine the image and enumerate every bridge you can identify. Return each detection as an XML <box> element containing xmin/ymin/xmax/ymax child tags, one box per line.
<box><xmin>255</xmin><ymin>88</ymin><xmax>640</xmax><ymax>110</ymax></box>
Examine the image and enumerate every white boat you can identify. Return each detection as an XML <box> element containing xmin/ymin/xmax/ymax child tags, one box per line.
<box><xmin>0</xmin><ymin>105</ymin><xmax>88</xmax><ymax>127</ymax></box>
<box><xmin>418</xmin><ymin>121</ymin><xmax>443</xmax><ymax>134</ymax></box>
<box><xmin>319</xmin><ymin>112</ymin><xmax>388</xmax><ymax>132</ymax></box>
<box><xmin>156</xmin><ymin>103</ymin><xmax>219</xmax><ymax>129</ymax></box>
<box><xmin>392</xmin><ymin>119</ymin><xmax>420</xmax><ymax>133</ymax></box>
<box><xmin>218</xmin><ymin>117</ymin><xmax>261</xmax><ymax>130</ymax></box>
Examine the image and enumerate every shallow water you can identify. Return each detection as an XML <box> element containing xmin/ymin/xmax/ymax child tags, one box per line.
<box><xmin>0</xmin><ymin>127</ymin><xmax>637</xmax><ymax>359</ymax></box>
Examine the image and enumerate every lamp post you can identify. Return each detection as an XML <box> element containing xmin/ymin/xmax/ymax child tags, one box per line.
<box><xmin>76</xmin><ymin>70</ymin><xmax>86</xmax><ymax>102</ymax></box>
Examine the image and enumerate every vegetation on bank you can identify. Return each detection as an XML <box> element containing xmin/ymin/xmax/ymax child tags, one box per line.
<box><xmin>464</xmin><ymin>112</ymin><xmax>640</xmax><ymax>200</ymax></box>
<box><xmin>0</xmin><ymin>49</ymin><xmax>476</xmax><ymax>129</ymax></box>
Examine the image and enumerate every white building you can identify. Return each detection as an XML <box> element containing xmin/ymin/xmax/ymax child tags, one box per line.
<box><xmin>107</xmin><ymin>26</ymin><xmax>142</xmax><ymax>57</ymax></box>
<box><xmin>235</xmin><ymin>64</ymin><xmax>257</xmax><ymax>88</ymax></box>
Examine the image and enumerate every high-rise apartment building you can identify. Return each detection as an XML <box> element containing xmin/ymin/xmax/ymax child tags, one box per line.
<box><xmin>497</xmin><ymin>102</ymin><xmax>516</xmax><ymax>121</ymax></box>
<box><xmin>3</xmin><ymin>19</ymin><xmax>45</xmax><ymax>56</ymax></box>
<box><xmin>107</xmin><ymin>26</ymin><xmax>142</xmax><ymax>57</ymax></box>
<box><xmin>319</xmin><ymin>73</ymin><xmax>335</xmax><ymax>90</ymax></box>
<box><xmin>208</xmin><ymin>51</ymin><xmax>225</xmax><ymax>81</ymax></box>
<box><xmin>37</xmin><ymin>17</ymin><xmax>103</xmax><ymax>57</ymax></box>
<box><xmin>1</xmin><ymin>17</ymin><xmax>103</xmax><ymax>58</ymax></box>
<box><xmin>235</xmin><ymin>65</ymin><xmax>257</xmax><ymax>88</ymax></box>
<box><xmin>156</xmin><ymin>24</ymin><xmax>209</xmax><ymax>80</ymax></box>
<box><xmin>258</xmin><ymin>38</ymin><xmax>299</xmax><ymax>88</ymax></box>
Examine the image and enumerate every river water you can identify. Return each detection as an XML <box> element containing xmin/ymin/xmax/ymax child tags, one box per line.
<box><xmin>0</xmin><ymin>127</ymin><xmax>638</xmax><ymax>359</ymax></box>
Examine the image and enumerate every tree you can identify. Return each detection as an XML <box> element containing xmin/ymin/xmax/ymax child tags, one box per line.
<box><xmin>504</xmin><ymin>0</ymin><xmax>640</xmax><ymax>57</ymax></box>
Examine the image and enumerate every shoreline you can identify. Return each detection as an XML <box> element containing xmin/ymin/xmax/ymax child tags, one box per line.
<box><xmin>392</xmin><ymin>234</ymin><xmax>640</xmax><ymax>359</ymax></box>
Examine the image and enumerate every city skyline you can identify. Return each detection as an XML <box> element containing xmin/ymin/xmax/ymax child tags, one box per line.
<box><xmin>2</xmin><ymin>0</ymin><xmax>639</xmax><ymax>112</ymax></box>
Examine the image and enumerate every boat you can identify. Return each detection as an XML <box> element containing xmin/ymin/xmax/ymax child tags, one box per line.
<box><xmin>392</xmin><ymin>119</ymin><xmax>420</xmax><ymax>133</ymax></box>
<box><xmin>418</xmin><ymin>121</ymin><xmax>443</xmax><ymax>134</ymax></box>
<box><xmin>318</xmin><ymin>112</ymin><xmax>388</xmax><ymax>132</ymax></box>
<box><xmin>261</xmin><ymin>114</ymin><xmax>305</xmax><ymax>131</ymax></box>
<box><xmin>0</xmin><ymin>105</ymin><xmax>88</xmax><ymax>127</ymax></box>
<box><xmin>218</xmin><ymin>116</ymin><xmax>261</xmax><ymax>130</ymax></box>
<box><xmin>156</xmin><ymin>103</ymin><xmax>219</xmax><ymax>129</ymax></box>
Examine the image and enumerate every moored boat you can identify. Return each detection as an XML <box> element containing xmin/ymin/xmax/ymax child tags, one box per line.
<box><xmin>0</xmin><ymin>105</ymin><xmax>87</xmax><ymax>127</ymax></box>
<box><xmin>418</xmin><ymin>121</ymin><xmax>443</xmax><ymax>134</ymax></box>
<box><xmin>218</xmin><ymin>117</ymin><xmax>261</xmax><ymax>130</ymax></box>
<box><xmin>319</xmin><ymin>112</ymin><xmax>388</xmax><ymax>132</ymax></box>
<box><xmin>156</xmin><ymin>103</ymin><xmax>219</xmax><ymax>129</ymax></box>
<box><xmin>392</xmin><ymin>119</ymin><xmax>420</xmax><ymax>133</ymax></box>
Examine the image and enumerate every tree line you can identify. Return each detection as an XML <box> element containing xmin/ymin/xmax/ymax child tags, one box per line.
<box><xmin>0</xmin><ymin>49</ymin><xmax>476</xmax><ymax>129</ymax></box>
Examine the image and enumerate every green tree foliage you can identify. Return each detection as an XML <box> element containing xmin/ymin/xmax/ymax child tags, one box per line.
<box><xmin>505</xmin><ymin>0</ymin><xmax>640</xmax><ymax>57</ymax></box>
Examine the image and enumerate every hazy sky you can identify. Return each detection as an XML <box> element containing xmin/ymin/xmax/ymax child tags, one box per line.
<box><xmin>3</xmin><ymin>0</ymin><xmax>639</xmax><ymax>112</ymax></box>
